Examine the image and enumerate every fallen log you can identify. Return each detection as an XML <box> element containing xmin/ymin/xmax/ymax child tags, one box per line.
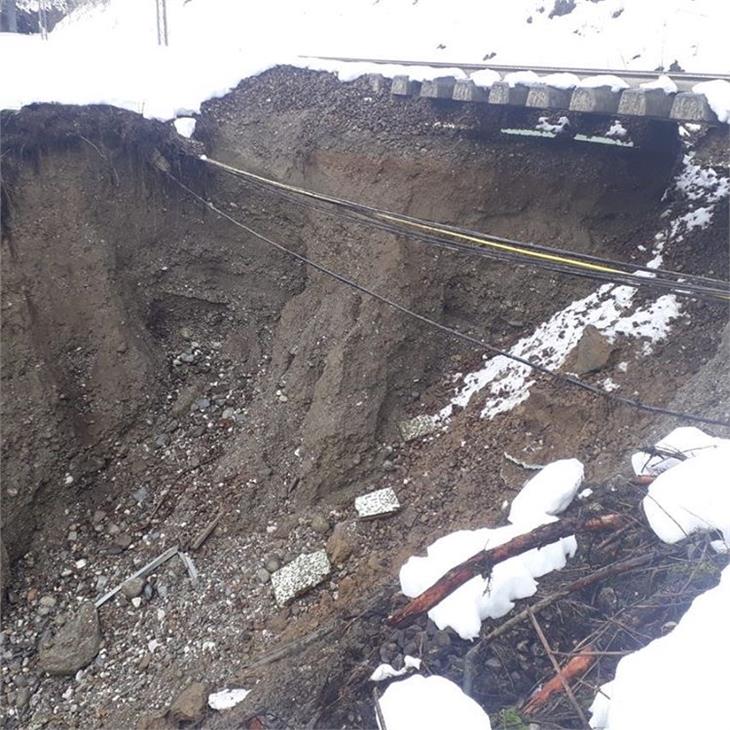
<box><xmin>388</xmin><ymin>514</ymin><xmax>623</xmax><ymax>627</ymax></box>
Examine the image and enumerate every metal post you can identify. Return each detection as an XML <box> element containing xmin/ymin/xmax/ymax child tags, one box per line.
<box><xmin>155</xmin><ymin>0</ymin><xmax>168</xmax><ymax>46</ymax></box>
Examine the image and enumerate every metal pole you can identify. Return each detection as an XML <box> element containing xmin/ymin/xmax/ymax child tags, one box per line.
<box><xmin>155</xmin><ymin>0</ymin><xmax>162</xmax><ymax>46</ymax></box>
<box><xmin>160</xmin><ymin>0</ymin><xmax>168</xmax><ymax>46</ymax></box>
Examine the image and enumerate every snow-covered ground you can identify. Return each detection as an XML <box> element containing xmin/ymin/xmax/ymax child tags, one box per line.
<box><xmin>1</xmin><ymin>0</ymin><xmax>730</xmax><ymax>122</ymax></box>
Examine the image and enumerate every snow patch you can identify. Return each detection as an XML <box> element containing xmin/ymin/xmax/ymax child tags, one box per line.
<box><xmin>208</xmin><ymin>688</ymin><xmax>250</xmax><ymax>710</ymax></box>
<box><xmin>693</xmin><ymin>79</ymin><xmax>730</xmax><ymax>123</ymax></box>
<box><xmin>173</xmin><ymin>117</ymin><xmax>196</xmax><ymax>138</ymax></box>
<box><xmin>643</xmin><ymin>444</ymin><xmax>730</xmax><ymax>547</ymax></box>
<box><xmin>640</xmin><ymin>75</ymin><xmax>678</xmax><ymax>94</ymax></box>
<box><xmin>578</xmin><ymin>74</ymin><xmax>629</xmax><ymax>92</ymax></box>
<box><xmin>379</xmin><ymin>675</ymin><xmax>491</xmax><ymax>730</ymax></box>
<box><xmin>589</xmin><ymin>564</ymin><xmax>730</xmax><ymax>729</ymax></box>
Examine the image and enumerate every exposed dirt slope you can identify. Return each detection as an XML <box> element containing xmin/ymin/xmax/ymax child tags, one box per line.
<box><xmin>0</xmin><ymin>68</ymin><xmax>728</xmax><ymax>728</ymax></box>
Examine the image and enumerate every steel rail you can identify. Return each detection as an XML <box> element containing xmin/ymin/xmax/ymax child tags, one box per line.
<box><xmin>299</xmin><ymin>55</ymin><xmax>730</xmax><ymax>84</ymax></box>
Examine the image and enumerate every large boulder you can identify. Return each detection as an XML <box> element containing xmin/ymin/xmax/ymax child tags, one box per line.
<box><xmin>38</xmin><ymin>601</ymin><xmax>101</xmax><ymax>675</ymax></box>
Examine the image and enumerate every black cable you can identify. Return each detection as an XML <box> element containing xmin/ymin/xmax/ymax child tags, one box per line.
<box><xmin>166</xmin><ymin>171</ymin><xmax>730</xmax><ymax>429</ymax></box>
<box><xmin>204</xmin><ymin>156</ymin><xmax>730</xmax><ymax>295</ymax></box>
<box><xmin>233</xmin><ymin>173</ymin><xmax>730</xmax><ymax>303</ymax></box>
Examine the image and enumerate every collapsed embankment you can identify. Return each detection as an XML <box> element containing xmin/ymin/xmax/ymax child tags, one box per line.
<box><xmin>1</xmin><ymin>68</ymin><xmax>728</xmax><ymax>727</ymax></box>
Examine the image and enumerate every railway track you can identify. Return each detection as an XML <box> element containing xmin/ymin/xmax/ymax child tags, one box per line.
<box><xmin>300</xmin><ymin>55</ymin><xmax>730</xmax><ymax>125</ymax></box>
<box><xmin>301</xmin><ymin>56</ymin><xmax>730</xmax><ymax>87</ymax></box>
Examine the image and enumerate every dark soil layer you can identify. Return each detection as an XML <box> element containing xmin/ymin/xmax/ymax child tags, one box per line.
<box><xmin>1</xmin><ymin>67</ymin><xmax>728</xmax><ymax>728</ymax></box>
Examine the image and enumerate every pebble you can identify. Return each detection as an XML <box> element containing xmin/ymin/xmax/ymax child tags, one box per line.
<box><xmin>195</xmin><ymin>398</ymin><xmax>211</xmax><ymax>412</ymax></box>
<box><xmin>264</xmin><ymin>557</ymin><xmax>281</xmax><ymax>573</ymax></box>
<box><xmin>121</xmin><ymin>578</ymin><xmax>145</xmax><ymax>600</ymax></box>
<box><xmin>38</xmin><ymin>596</ymin><xmax>57</xmax><ymax>616</ymax></box>
<box><xmin>92</xmin><ymin>510</ymin><xmax>106</xmax><ymax>525</ymax></box>
<box><xmin>131</xmin><ymin>597</ymin><xmax>143</xmax><ymax>608</ymax></box>
<box><xmin>310</xmin><ymin>513</ymin><xmax>331</xmax><ymax>535</ymax></box>
<box><xmin>67</xmin><ymin>531</ymin><xmax>78</xmax><ymax>542</ymax></box>
<box><xmin>16</xmin><ymin>687</ymin><xmax>31</xmax><ymax>708</ymax></box>
<box><xmin>256</xmin><ymin>568</ymin><xmax>271</xmax><ymax>584</ymax></box>
<box><xmin>113</xmin><ymin>534</ymin><xmax>132</xmax><ymax>551</ymax></box>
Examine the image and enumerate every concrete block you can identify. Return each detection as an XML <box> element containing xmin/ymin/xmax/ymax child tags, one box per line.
<box><xmin>617</xmin><ymin>88</ymin><xmax>674</xmax><ymax>118</ymax></box>
<box><xmin>391</xmin><ymin>75</ymin><xmax>421</xmax><ymax>97</ymax></box>
<box><xmin>526</xmin><ymin>84</ymin><xmax>573</xmax><ymax>110</ymax></box>
<box><xmin>570</xmin><ymin>87</ymin><xmax>621</xmax><ymax>114</ymax></box>
<box><xmin>452</xmin><ymin>79</ymin><xmax>489</xmax><ymax>103</ymax></box>
<box><xmin>489</xmin><ymin>81</ymin><xmax>531</xmax><ymax>106</ymax></box>
<box><xmin>355</xmin><ymin>488</ymin><xmax>401</xmax><ymax>519</ymax></box>
<box><xmin>670</xmin><ymin>92</ymin><xmax>718</xmax><ymax>122</ymax></box>
<box><xmin>420</xmin><ymin>76</ymin><xmax>457</xmax><ymax>99</ymax></box>
<box><xmin>271</xmin><ymin>550</ymin><xmax>331</xmax><ymax>606</ymax></box>
<box><xmin>367</xmin><ymin>73</ymin><xmax>388</xmax><ymax>94</ymax></box>
<box><xmin>399</xmin><ymin>414</ymin><xmax>440</xmax><ymax>442</ymax></box>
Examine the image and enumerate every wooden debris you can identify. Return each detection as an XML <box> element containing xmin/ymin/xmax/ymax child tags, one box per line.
<box><xmin>190</xmin><ymin>509</ymin><xmax>223</xmax><ymax>551</ymax></box>
<box><xmin>388</xmin><ymin>514</ymin><xmax>624</xmax><ymax>627</ymax></box>
<box><xmin>462</xmin><ymin>552</ymin><xmax>654</xmax><ymax>694</ymax></box>
<box><xmin>525</xmin><ymin>611</ymin><xmax>593</xmax><ymax>726</ymax></box>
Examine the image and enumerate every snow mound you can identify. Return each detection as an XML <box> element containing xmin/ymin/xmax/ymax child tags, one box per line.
<box><xmin>399</xmin><ymin>459</ymin><xmax>582</xmax><ymax>639</ymax></box>
<box><xmin>379</xmin><ymin>675</ymin><xmax>491</xmax><ymax>730</ymax></box>
<box><xmin>578</xmin><ymin>74</ymin><xmax>629</xmax><ymax>91</ymax></box>
<box><xmin>642</xmin><ymin>444</ymin><xmax>730</xmax><ymax>548</ymax></box>
<box><xmin>589</xmin><ymin>563</ymin><xmax>730</xmax><ymax>729</ymax></box>
<box><xmin>640</xmin><ymin>75</ymin><xmax>678</xmax><ymax>94</ymax></box>
<box><xmin>631</xmin><ymin>426</ymin><xmax>728</xmax><ymax>476</ymax></box>
<box><xmin>508</xmin><ymin>459</ymin><xmax>584</xmax><ymax>523</ymax></box>
<box><xmin>470</xmin><ymin>69</ymin><xmax>501</xmax><ymax>87</ymax></box>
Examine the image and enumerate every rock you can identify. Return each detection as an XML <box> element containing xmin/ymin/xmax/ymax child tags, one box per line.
<box><xmin>264</xmin><ymin>557</ymin><xmax>281</xmax><ymax>573</ymax></box>
<box><xmin>113</xmin><ymin>534</ymin><xmax>132</xmax><ymax>551</ymax></box>
<box><xmin>121</xmin><ymin>577</ymin><xmax>145</xmax><ymax>599</ymax></box>
<box><xmin>564</xmin><ymin>325</ymin><xmax>616</xmax><ymax>375</ymax></box>
<box><xmin>222</xmin><ymin>407</ymin><xmax>236</xmax><ymax>420</ymax></box>
<box><xmin>169</xmin><ymin>681</ymin><xmax>208</xmax><ymax>725</ymax></box>
<box><xmin>382</xmin><ymin>459</ymin><xmax>395</xmax><ymax>472</ymax></box>
<box><xmin>310</xmin><ymin>513</ymin><xmax>331</xmax><ymax>535</ymax></box>
<box><xmin>326</xmin><ymin>524</ymin><xmax>353</xmax><ymax>566</ymax></box>
<box><xmin>38</xmin><ymin>601</ymin><xmax>100</xmax><ymax>675</ymax></box>
<box><xmin>195</xmin><ymin>398</ymin><xmax>210</xmax><ymax>412</ymax></box>
<box><xmin>131</xmin><ymin>597</ymin><xmax>143</xmax><ymax>608</ymax></box>
<box><xmin>132</xmin><ymin>486</ymin><xmax>150</xmax><ymax>505</ymax></box>
<box><xmin>15</xmin><ymin>687</ymin><xmax>31</xmax><ymax>708</ymax></box>
<box><xmin>434</xmin><ymin>630</ymin><xmax>451</xmax><ymax>649</ymax></box>
<box><xmin>38</xmin><ymin>596</ymin><xmax>57</xmax><ymax>616</ymax></box>
<box><xmin>255</xmin><ymin>568</ymin><xmax>271</xmax><ymax>584</ymax></box>
<box><xmin>92</xmin><ymin>510</ymin><xmax>106</xmax><ymax>525</ymax></box>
